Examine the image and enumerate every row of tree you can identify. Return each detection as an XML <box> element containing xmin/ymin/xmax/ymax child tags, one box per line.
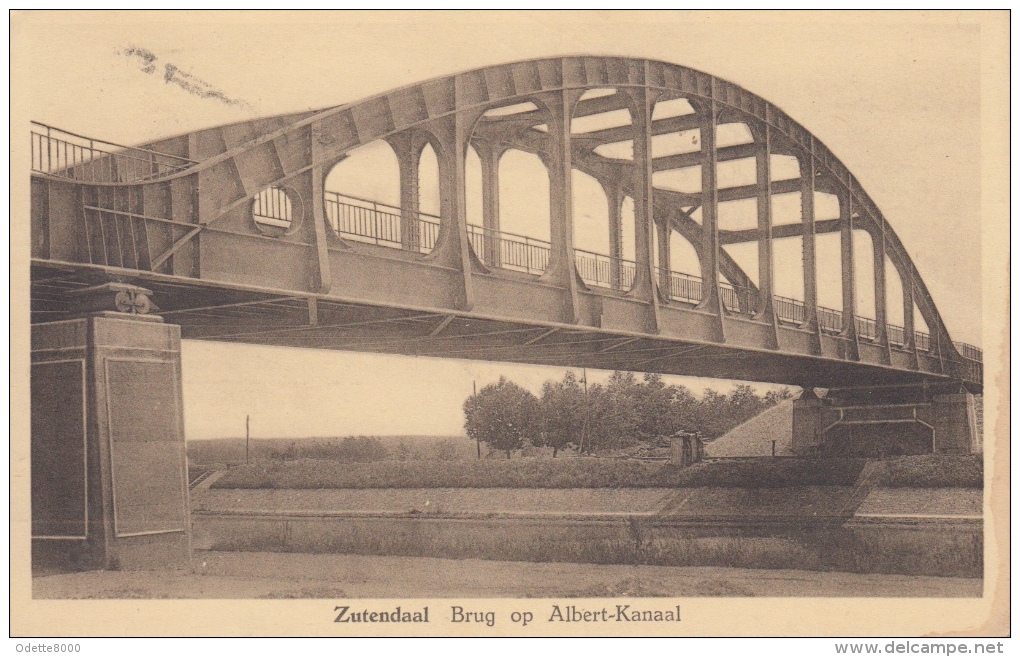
<box><xmin>463</xmin><ymin>372</ymin><xmax>793</xmax><ymax>458</ymax></box>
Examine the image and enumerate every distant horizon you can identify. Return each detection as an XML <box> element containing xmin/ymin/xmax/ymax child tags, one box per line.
<box><xmin>187</xmin><ymin>433</ymin><xmax>472</xmax><ymax>442</ymax></box>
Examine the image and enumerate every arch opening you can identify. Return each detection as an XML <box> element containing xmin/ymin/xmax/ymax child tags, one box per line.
<box><xmin>323</xmin><ymin>140</ymin><xmax>414</xmax><ymax>249</ymax></box>
<box><xmin>651</xmin><ymin>215</ymin><xmax>704</xmax><ymax>305</ymax></box>
<box><xmin>720</xmin><ymin>241</ymin><xmax>758</xmax><ymax>314</ymax></box>
<box><xmin>465</xmin><ymin>100</ymin><xmax>553</xmax><ymax>273</ymax></box>
<box><xmin>853</xmin><ymin>228</ymin><xmax>877</xmax><ymax>340</ymax></box>
<box><xmin>652</xmin><ymin>97</ymin><xmax>696</xmax><ymax>121</ymax></box>
<box><xmin>770</xmin><ymin>154</ymin><xmax>801</xmax><ymax>181</ymax></box>
<box><xmin>771</xmin><ymin>192</ymin><xmax>803</xmax><ymax>227</ymax></box>
<box><xmin>718</xmin><ymin>198</ymin><xmax>757</xmax><ymax>232</ymax></box>
<box><xmin>815</xmin><ymin>232</ymin><xmax>842</xmax><ymax>331</ymax></box>
<box><xmin>465</xmin><ymin>144</ymin><xmax>483</xmax><ymax>229</ymax></box>
<box><xmin>571</xmin><ymin>88</ymin><xmax>631</xmax><ymax>135</ymax></box>
<box><xmin>885</xmin><ymin>256</ymin><xmax>907</xmax><ymax>347</ymax></box>
<box><xmin>568</xmin><ymin>88</ymin><xmax>639</xmax><ymax>288</ymax></box>
<box><xmin>418</xmin><ymin>143</ymin><xmax>441</xmax><ymax>218</ymax></box>
<box><xmin>251</xmin><ymin>186</ymin><xmax>296</xmax><ymax>237</ymax></box>
<box><xmin>492</xmin><ymin>148</ymin><xmax>551</xmax><ymax>274</ymax></box>
<box><xmin>716</xmin><ymin>123</ymin><xmax>754</xmax><ymax>147</ymax></box>
<box><xmin>651</xmin><ymin>129</ymin><xmax>701</xmax><ymax>158</ymax></box>
<box><xmin>815</xmin><ymin>192</ymin><xmax>840</xmax><ymax>220</ymax></box>
<box><xmin>717</xmin><ymin>157</ymin><xmax>757</xmax><ymax>189</ymax></box>
<box><xmin>571</xmin><ymin>170</ymin><xmax>617</xmax><ymax>289</ymax></box>
<box><xmin>772</xmin><ymin>235</ymin><xmax>806</xmax><ymax>325</ymax></box>
<box><xmin>914</xmin><ymin>303</ymin><xmax>931</xmax><ymax>351</ymax></box>
<box><xmin>652</xmin><ymin>167</ymin><xmax>701</xmax><ymax>194</ymax></box>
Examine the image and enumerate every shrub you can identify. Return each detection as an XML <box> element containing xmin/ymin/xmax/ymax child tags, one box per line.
<box><xmin>869</xmin><ymin>454</ymin><xmax>983</xmax><ymax>488</ymax></box>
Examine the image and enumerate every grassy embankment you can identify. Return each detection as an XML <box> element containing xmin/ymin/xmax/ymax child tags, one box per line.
<box><xmin>210</xmin><ymin>454</ymin><xmax>982</xmax><ymax>490</ymax></box>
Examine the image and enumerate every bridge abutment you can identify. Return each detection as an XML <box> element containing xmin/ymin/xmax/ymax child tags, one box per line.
<box><xmin>31</xmin><ymin>284</ymin><xmax>191</xmax><ymax>572</ymax></box>
<box><xmin>932</xmin><ymin>393</ymin><xmax>981</xmax><ymax>455</ymax></box>
<box><xmin>791</xmin><ymin>385</ymin><xmax>979</xmax><ymax>457</ymax></box>
<box><xmin>792</xmin><ymin>388</ymin><xmax>826</xmax><ymax>453</ymax></box>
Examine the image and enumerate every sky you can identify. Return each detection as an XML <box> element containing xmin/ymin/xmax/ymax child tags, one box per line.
<box><xmin>15</xmin><ymin>11</ymin><xmax>990</xmax><ymax>440</ymax></box>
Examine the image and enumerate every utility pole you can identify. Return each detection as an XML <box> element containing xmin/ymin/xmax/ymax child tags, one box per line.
<box><xmin>473</xmin><ymin>381</ymin><xmax>481</xmax><ymax>459</ymax></box>
<box><xmin>246</xmin><ymin>414</ymin><xmax>251</xmax><ymax>465</ymax></box>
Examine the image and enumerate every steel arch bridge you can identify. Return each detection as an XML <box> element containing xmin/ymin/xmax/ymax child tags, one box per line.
<box><xmin>29</xmin><ymin>56</ymin><xmax>981</xmax><ymax>391</ymax></box>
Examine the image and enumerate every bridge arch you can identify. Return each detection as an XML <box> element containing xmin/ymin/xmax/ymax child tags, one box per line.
<box><xmin>29</xmin><ymin>55</ymin><xmax>981</xmax><ymax>385</ymax></box>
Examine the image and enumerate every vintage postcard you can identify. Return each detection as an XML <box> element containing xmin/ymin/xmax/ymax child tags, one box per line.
<box><xmin>10</xmin><ymin>10</ymin><xmax>1009</xmax><ymax>639</ymax></box>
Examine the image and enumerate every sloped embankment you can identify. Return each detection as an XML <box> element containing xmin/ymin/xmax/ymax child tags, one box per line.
<box><xmin>193</xmin><ymin>456</ymin><xmax>982</xmax><ymax>578</ymax></box>
<box><xmin>703</xmin><ymin>399</ymin><xmax>795</xmax><ymax>457</ymax></box>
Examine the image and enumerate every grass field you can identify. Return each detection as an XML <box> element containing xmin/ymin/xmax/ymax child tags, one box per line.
<box><xmin>211</xmin><ymin>456</ymin><xmax>869</xmax><ymax>489</ymax></box>
<box><xmin>866</xmin><ymin>454</ymin><xmax>983</xmax><ymax>488</ymax></box>
<box><xmin>188</xmin><ymin>434</ymin><xmax>476</xmax><ymax>466</ymax></box>
<box><xmin>209</xmin><ymin>454</ymin><xmax>982</xmax><ymax>490</ymax></box>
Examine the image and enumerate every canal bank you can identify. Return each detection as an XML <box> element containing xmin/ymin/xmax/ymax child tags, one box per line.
<box><xmin>190</xmin><ymin>485</ymin><xmax>982</xmax><ymax>578</ymax></box>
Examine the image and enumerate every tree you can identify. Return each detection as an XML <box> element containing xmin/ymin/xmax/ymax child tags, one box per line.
<box><xmin>729</xmin><ymin>384</ymin><xmax>767</xmax><ymax>425</ymax></box>
<box><xmin>696</xmin><ymin>388</ymin><xmax>732</xmax><ymax>438</ymax></box>
<box><xmin>583</xmin><ymin>376</ymin><xmax>639</xmax><ymax>454</ymax></box>
<box><xmin>463</xmin><ymin>377</ymin><xmax>541</xmax><ymax>458</ymax></box>
<box><xmin>537</xmin><ymin>371</ymin><xmax>586</xmax><ymax>457</ymax></box>
<box><xmin>763</xmin><ymin>387</ymin><xmax>794</xmax><ymax>407</ymax></box>
<box><xmin>632</xmin><ymin>373</ymin><xmax>698</xmax><ymax>440</ymax></box>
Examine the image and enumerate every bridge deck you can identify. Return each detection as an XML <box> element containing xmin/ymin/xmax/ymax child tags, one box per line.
<box><xmin>31</xmin><ymin>260</ymin><xmax>972</xmax><ymax>390</ymax></box>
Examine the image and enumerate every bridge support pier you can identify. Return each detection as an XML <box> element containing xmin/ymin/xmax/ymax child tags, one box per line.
<box><xmin>31</xmin><ymin>283</ymin><xmax>191</xmax><ymax>572</ymax></box>
<box><xmin>932</xmin><ymin>393</ymin><xmax>981</xmax><ymax>455</ymax></box>
<box><xmin>791</xmin><ymin>385</ymin><xmax>979</xmax><ymax>457</ymax></box>
<box><xmin>792</xmin><ymin>388</ymin><xmax>826</xmax><ymax>454</ymax></box>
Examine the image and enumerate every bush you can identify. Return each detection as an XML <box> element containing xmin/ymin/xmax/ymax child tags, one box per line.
<box><xmin>869</xmin><ymin>454</ymin><xmax>983</xmax><ymax>488</ymax></box>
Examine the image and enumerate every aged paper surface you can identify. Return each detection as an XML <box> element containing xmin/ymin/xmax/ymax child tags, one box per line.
<box><xmin>10</xmin><ymin>10</ymin><xmax>1009</xmax><ymax>637</ymax></box>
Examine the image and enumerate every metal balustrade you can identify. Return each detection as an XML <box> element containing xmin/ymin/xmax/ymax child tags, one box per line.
<box><xmin>658</xmin><ymin>268</ymin><xmax>702</xmax><ymax>305</ymax></box>
<box><xmin>575</xmin><ymin>249</ymin><xmax>636</xmax><ymax>290</ymax></box>
<box><xmin>818</xmin><ymin>306</ymin><xmax>843</xmax><ymax>334</ymax></box>
<box><xmin>954</xmin><ymin>342</ymin><xmax>982</xmax><ymax>361</ymax></box>
<box><xmin>774</xmin><ymin>295</ymin><xmax>806</xmax><ymax>325</ymax></box>
<box><xmin>888</xmin><ymin>324</ymin><xmax>906</xmax><ymax>347</ymax></box>
<box><xmin>855</xmin><ymin>316</ymin><xmax>878</xmax><ymax>341</ymax></box>
<box><xmin>252</xmin><ymin>187</ymin><xmax>293</xmax><ymax>236</ymax></box>
<box><xmin>467</xmin><ymin>225</ymin><xmax>550</xmax><ymax>275</ymax></box>
<box><xmin>311</xmin><ymin>192</ymin><xmax>975</xmax><ymax>362</ymax></box>
<box><xmin>720</xmin><ymin>281</ymin><xmax>757</xmax><ymax>314</ymax></box>
<box><xmin>30</xmin><ymin>121</ymin><xmax>195</xmax><ymax>183</ymax></box>
<box><xmin>324</xmin><ymin>192</ymin><xmax>440</xmax><ymax>252</ymax></box>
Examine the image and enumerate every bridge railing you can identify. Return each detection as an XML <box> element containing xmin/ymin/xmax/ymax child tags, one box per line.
<box><xmin>30</xmin><ymin>121</ymin><xmax>196</xmax><ymax>183</ymax></box>
<box><xmin>317</xmin><ymin>192</ymin><xmax>979</xmax><ymax>363</ymax></box>
<box><xmin>818</xmin><ymin>306</ymin><xmax>843</xmax><ymax>334</ymax></box>
<box><xmin>867</xmin><ymin>323</ymin><xmax>980</xmax><ymax>360</ymax></box>
<box><xmin>575</xmin><ymin>249</ymin><xmax>636</xmax><ymax>290</ymax></box>
<box><xmin>657</xmin><ymin>267</ymin><xmax>703</xmax><ymax>305</ymax></box>
<box><xmin>855</xmin><ymin>316</ymin><xmax>878</xmax><ymax>341</ymax></box>
<box><xmin>467</xmin><ymin>225</ymin><xmax>550</xmax><ymax>275</ymax></box>
<box><xmin>954</xmin><ymin>342</ymin><xmax>983</xmax><ymax>361</ymax></box>
<box><xmin>774</xmin><ymin>295</ymin><xmax>806</xmax><ymax>325</ymax></box>
<box><xmin>720</xmin><ymin>281</ymin><xmax>758</xmax><ymax>315</ymax></box>
<box><xmin>324</xmin><ymin>192</ymin><xmax>440</xmax><ymax>252</ymax></box>
<box><xmin>888</xmin><ymin>324</ymin><xmax>906</xmax><ymax>347</ymax></box>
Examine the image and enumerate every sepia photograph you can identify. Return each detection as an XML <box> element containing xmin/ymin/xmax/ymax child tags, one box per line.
<box><xmin>10</xmin><ymin>10</ymin><xmax>1009</xmax><ymax>638</ymax></box>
